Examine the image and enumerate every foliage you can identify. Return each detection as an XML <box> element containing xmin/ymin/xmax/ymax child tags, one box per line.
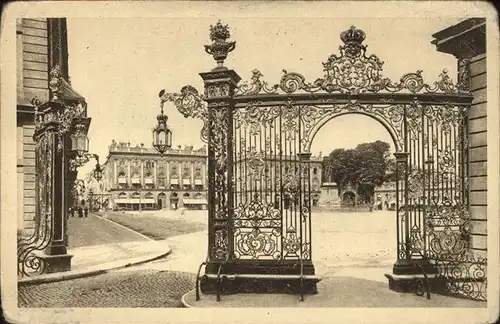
<box><xmin>323</xmin><ymin>140</ymin><xmax>394</xmax><ymax>202</ymax></box>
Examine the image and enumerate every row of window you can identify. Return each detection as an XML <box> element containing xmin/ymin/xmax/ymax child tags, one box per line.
<box><xmin>116</xmin><ymin>191</ymin><xmax>205</xmax><ymax>199</ymax></box>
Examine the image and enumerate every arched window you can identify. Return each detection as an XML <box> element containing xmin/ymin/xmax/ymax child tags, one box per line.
<box><xmin>313</xmin><ymin>167</ymin><xmax>318</xmax><ymax>175</ymax></box>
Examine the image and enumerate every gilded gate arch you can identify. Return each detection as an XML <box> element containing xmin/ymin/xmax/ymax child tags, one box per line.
<box><xmin>161</xmin><ymin>22</ymin><xmax>486</xmax><ymax>301</ymax></box>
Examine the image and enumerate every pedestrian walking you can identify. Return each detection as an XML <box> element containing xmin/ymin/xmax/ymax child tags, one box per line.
<box><xmin>84</xmin><ymin>205</ymin><xmax>88</xmax><ymax>218</ymax></box>
<box><xmin>79</xmin><ymin>199</ymin><xmax>85</xmax><ymax>218</ymax></box>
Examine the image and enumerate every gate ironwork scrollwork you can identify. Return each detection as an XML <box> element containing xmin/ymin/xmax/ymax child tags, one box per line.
<box><xmin>160</xmin><ymin>22</ymin><xmax>485</xmax><ymax>300</ymax></box>
<box><xmin>17</xmin><ymin>132</ymin><xmax>54</xmax><ymax>277</ymax></box>
<box><xmin>18</xmin><ymin>64</ymin><xmax>90</xmax><ymax>277</ymax></box>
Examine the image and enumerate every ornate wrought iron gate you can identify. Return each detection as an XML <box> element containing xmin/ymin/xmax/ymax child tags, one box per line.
<box><xmin>18</xmin><ymin>64</ymin><xmax>90</xmax><ymax>277</ymax></box>
<box><xmin>161</xmin><ymin>23</ymin><xmax>486</xmax><ymax>301</ymax></box>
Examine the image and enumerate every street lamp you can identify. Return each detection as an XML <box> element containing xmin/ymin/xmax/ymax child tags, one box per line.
<box><xmin>70</xmin><ymin>120</ymin><xmax>89</xmax><ymax>155</ymax></box>
<box><xmin>153</xmin><ymin>90</ymin><xmax>173</xmax><ymax>155</ymax></box>
<box><xmin>93</xmin><ymin>160</ymin><xmax>103</xmax><ymax>182</ymax></box>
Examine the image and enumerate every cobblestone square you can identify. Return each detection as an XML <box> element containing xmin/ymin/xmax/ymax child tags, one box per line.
<box><xmin>19</xmin><ymin>270</ymin><xmax>196</xmax><ymax>308</ymax></box>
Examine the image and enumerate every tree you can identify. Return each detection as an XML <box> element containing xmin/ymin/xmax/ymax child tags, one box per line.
<box><xmin>323</xmin><ymin>141</ymin><xmax>393</xmax><ymax>203</ymax></box>
<box><xmin>324</xmin><ymin>148</ymin><xmax>362</xmax><ymax>187</ymax></box>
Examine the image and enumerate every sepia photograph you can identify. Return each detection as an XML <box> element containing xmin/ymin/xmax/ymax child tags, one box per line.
<box><xmin>1</xmin><ymin>1</ymin><xmax>498</xmax><ymax>324</ymax></box>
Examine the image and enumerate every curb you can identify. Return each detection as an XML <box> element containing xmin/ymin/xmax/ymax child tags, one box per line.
<box><xmin>18</xmin><ymin>245</ymin><xmax>172</xmax><ymax>286</ymax></box>
<box><xmin>181</xmin><ymin>289</ymin><xmax>196</xmax><ymax>308</ymax></box>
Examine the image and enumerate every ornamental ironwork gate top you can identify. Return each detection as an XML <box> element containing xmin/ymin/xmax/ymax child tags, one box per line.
<box><xmin>160</xmin><ymin>22</ymin><xmax>473</xmax><ymax>150</ymax></box>
<box><xmin>234</xmin><ymin>25</ymin><xmax>470</xmax><ymax>98</ymax></box>
<box><xmin>162</xmin><ymin>23</ymin><xmax>472</xmax><ymax>106</ymax></box>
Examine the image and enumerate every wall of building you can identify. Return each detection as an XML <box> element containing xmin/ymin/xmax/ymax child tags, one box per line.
<box><xmin>18</xmin><ymin>18</ymin><xmax>50</xmax><ymax>105</ymax></box>
<box><xmin>17</xmin><ymin>18</ymin><xmax>49</xmax><ymax>232</ymax></box>
<box><xmin>467</xmin><ymin>54</ymin><xmax>487</xmax><ymax>258</ymax></box>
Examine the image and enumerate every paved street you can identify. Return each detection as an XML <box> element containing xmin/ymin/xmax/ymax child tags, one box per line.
<box><xmin>18</xmin><ymin>270</ymin><xmax>195</xmax><ymax>308</ymax></box>
<box><xmin>313</xmin><ymin>210</ymin><xmax>396</xmax><ymax>278</ymax></box>
<box><xmin>67</xmin><ymin>213</ymin><xmax>148</xmax><ymax>248</ymax></box>
<box><xmin>20</xmin><ymin>210</ymin><xmax>484</xmax><ymax>308</ymax></box>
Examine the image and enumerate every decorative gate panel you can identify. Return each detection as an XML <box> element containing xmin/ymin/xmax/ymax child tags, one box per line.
<box><xmin>161</xmin><ymin>22</ymin><xmax>486</xmax><ymax>300</ymax></box>
<box><xmin>233</xmin><ymin>103</ymin><xmax>311</xmax><ymax>261</ymax></box>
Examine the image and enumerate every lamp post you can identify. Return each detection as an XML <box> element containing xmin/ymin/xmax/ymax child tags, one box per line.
<box><xmin>92</xmin><ymin>162</ymin><xmax>103</xmax><ymax>212</ymax></box>
<box><xmin>153</xmin><ymin>90</ymin><xmax>173</xmax><ymax>155</ymax></box>
<box><xmin>88</xmin><ymin>188</ymin><xmax>93</xmax><ymax>213</ymax></box>
<box><xmin>151</xmin><ymin>94</ymin><xmax>173</xmax><ymax>213</ymax></box>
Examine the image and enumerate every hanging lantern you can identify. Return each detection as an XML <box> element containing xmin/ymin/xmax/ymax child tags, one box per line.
<box><xmin>70</xmin><ymin>122</ymin><xmax>89</xmax><ymax>155</ymax></box>
<box><xmin>93</xmin><ymin>162</ymin><xmax>103</xmax><ymax>181</ymax></box>
<box><xmin>152</xmin><ymin>104</ymin><xmax>172</xmax><ymax>155</ymax></box>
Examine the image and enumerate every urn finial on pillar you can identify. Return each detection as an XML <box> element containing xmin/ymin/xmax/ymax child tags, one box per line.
<box><xmin>204</xmin><ymin>20</ymin><xmax>236</xmax><ymax>71</ymax></box>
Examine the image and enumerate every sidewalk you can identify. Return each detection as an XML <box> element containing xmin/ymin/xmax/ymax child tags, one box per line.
<box><xmin>183</xmin><ymin>274</ymin><xmax>487</xmax><ymax>308</ymax></box>
<box><xmin>19</xmin><ymin>238</ymin><xmax>171</xmax><ymax>285</ymax></box>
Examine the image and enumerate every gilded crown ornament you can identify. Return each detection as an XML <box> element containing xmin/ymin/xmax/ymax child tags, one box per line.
<box><xmin>340</xmin><ymin>26</ymin><xmax>367</xmax><ymax>58</ymax></box>
<box><xmin>204</xmin><ymin>20</ymin><xmax>236</xmax><ymax>70</ymax></box>
<box><xmin>340</xmin><ymin>26</ymin><xmax>366</xmax><ymax>45</ymax></box>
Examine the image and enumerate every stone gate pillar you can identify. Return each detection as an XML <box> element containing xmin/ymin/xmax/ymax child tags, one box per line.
<box><xmin>199</xmin><ymin>22</ymin><xmax>241</xmax><ymax>291</ymax></box>
<box><xmin>200</xmin><ymin>69</ymin><xmax>241</xmax><ymax>277</ymax></box>
<box><xmin>28</xmin><ymin>65</ymin><xmax>88</xmax><ymax>275</ymax></box>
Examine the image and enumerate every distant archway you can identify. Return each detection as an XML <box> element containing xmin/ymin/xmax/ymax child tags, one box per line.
<box><xmin>157</xmin><ymin>192</ymin><xmax>166</xmax><ymax>209</ymax></box>
<box><xmin>342</xmin><ymin>191</ymin><xmax>357</xmax><ymax>206</ymax></box>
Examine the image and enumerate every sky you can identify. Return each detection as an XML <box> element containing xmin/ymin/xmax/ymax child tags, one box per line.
<box><xmin>65</xmin><ymin>17</ymin><xmax>464</xmax><ymax>177</ymax></box>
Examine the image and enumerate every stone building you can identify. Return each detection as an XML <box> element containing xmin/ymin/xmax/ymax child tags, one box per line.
<box><xmin>373</xmin><ymin>181</ymin><xmax>397</xmax><ymax>210</ymax></box>
<box><xmin>432</xmin><ymin>18</ymin><xmax>487</xmax><ymax>259</ymax></box>
<box><xmin>16</xmin><ymin>18</ymin><xmax>70</xmax><ymax>233</ymax></box>
<box><xmin>101</xmin><ymin>141</ymin><xmax>208</xmax><ymax>210</ymax></box>
<box><xmin>233</xmin><ymin>154</ymin><xmax>324</xmax><ymax>207</ymax></box>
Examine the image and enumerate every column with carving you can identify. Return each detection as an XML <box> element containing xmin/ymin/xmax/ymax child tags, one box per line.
<box><xmin>199</xmin><ymin>22</ymin><xmax>240</xmax><ymax>292</ymax></box>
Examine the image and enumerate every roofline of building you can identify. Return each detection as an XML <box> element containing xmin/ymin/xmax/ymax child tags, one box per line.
<box><xmin>431</xmin><ymin>18</ymin><xmax>486</xmax><ymax>57</ymax></box>
<box><xmin>107</xmin><ymin>150</ymin><xmax>208</xmax><ymax>158</ymax></box>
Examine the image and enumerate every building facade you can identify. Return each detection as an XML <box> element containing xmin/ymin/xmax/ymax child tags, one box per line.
<box><xmin>233</xmin><ymin>154</ymin><xmax>324</xmax><ymax>208</ymax></box>
<box><xmin>102</xmin><ymin>141</ymin><xmax>208</xmax><ymax>210</ymax></box>
<box><xmin>373</xmin><ymin>181</ymin><xmax>397</xmax><ymax>210</ymax></box>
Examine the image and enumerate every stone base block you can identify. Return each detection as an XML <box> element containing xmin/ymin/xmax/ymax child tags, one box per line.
<box><xmin>392</xmin><ymin>259</ymin><xmax>438</xmax><ymax>275</ymax></box>
<box><xmin>37</xmin><ymin>253</ymin><xmax>73</xmax><ymax>274</ymax></box>
<box><xmin>200</xmin><ymin>274</ymin><xmax>320</xmax><ymax>295</ymax></box>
